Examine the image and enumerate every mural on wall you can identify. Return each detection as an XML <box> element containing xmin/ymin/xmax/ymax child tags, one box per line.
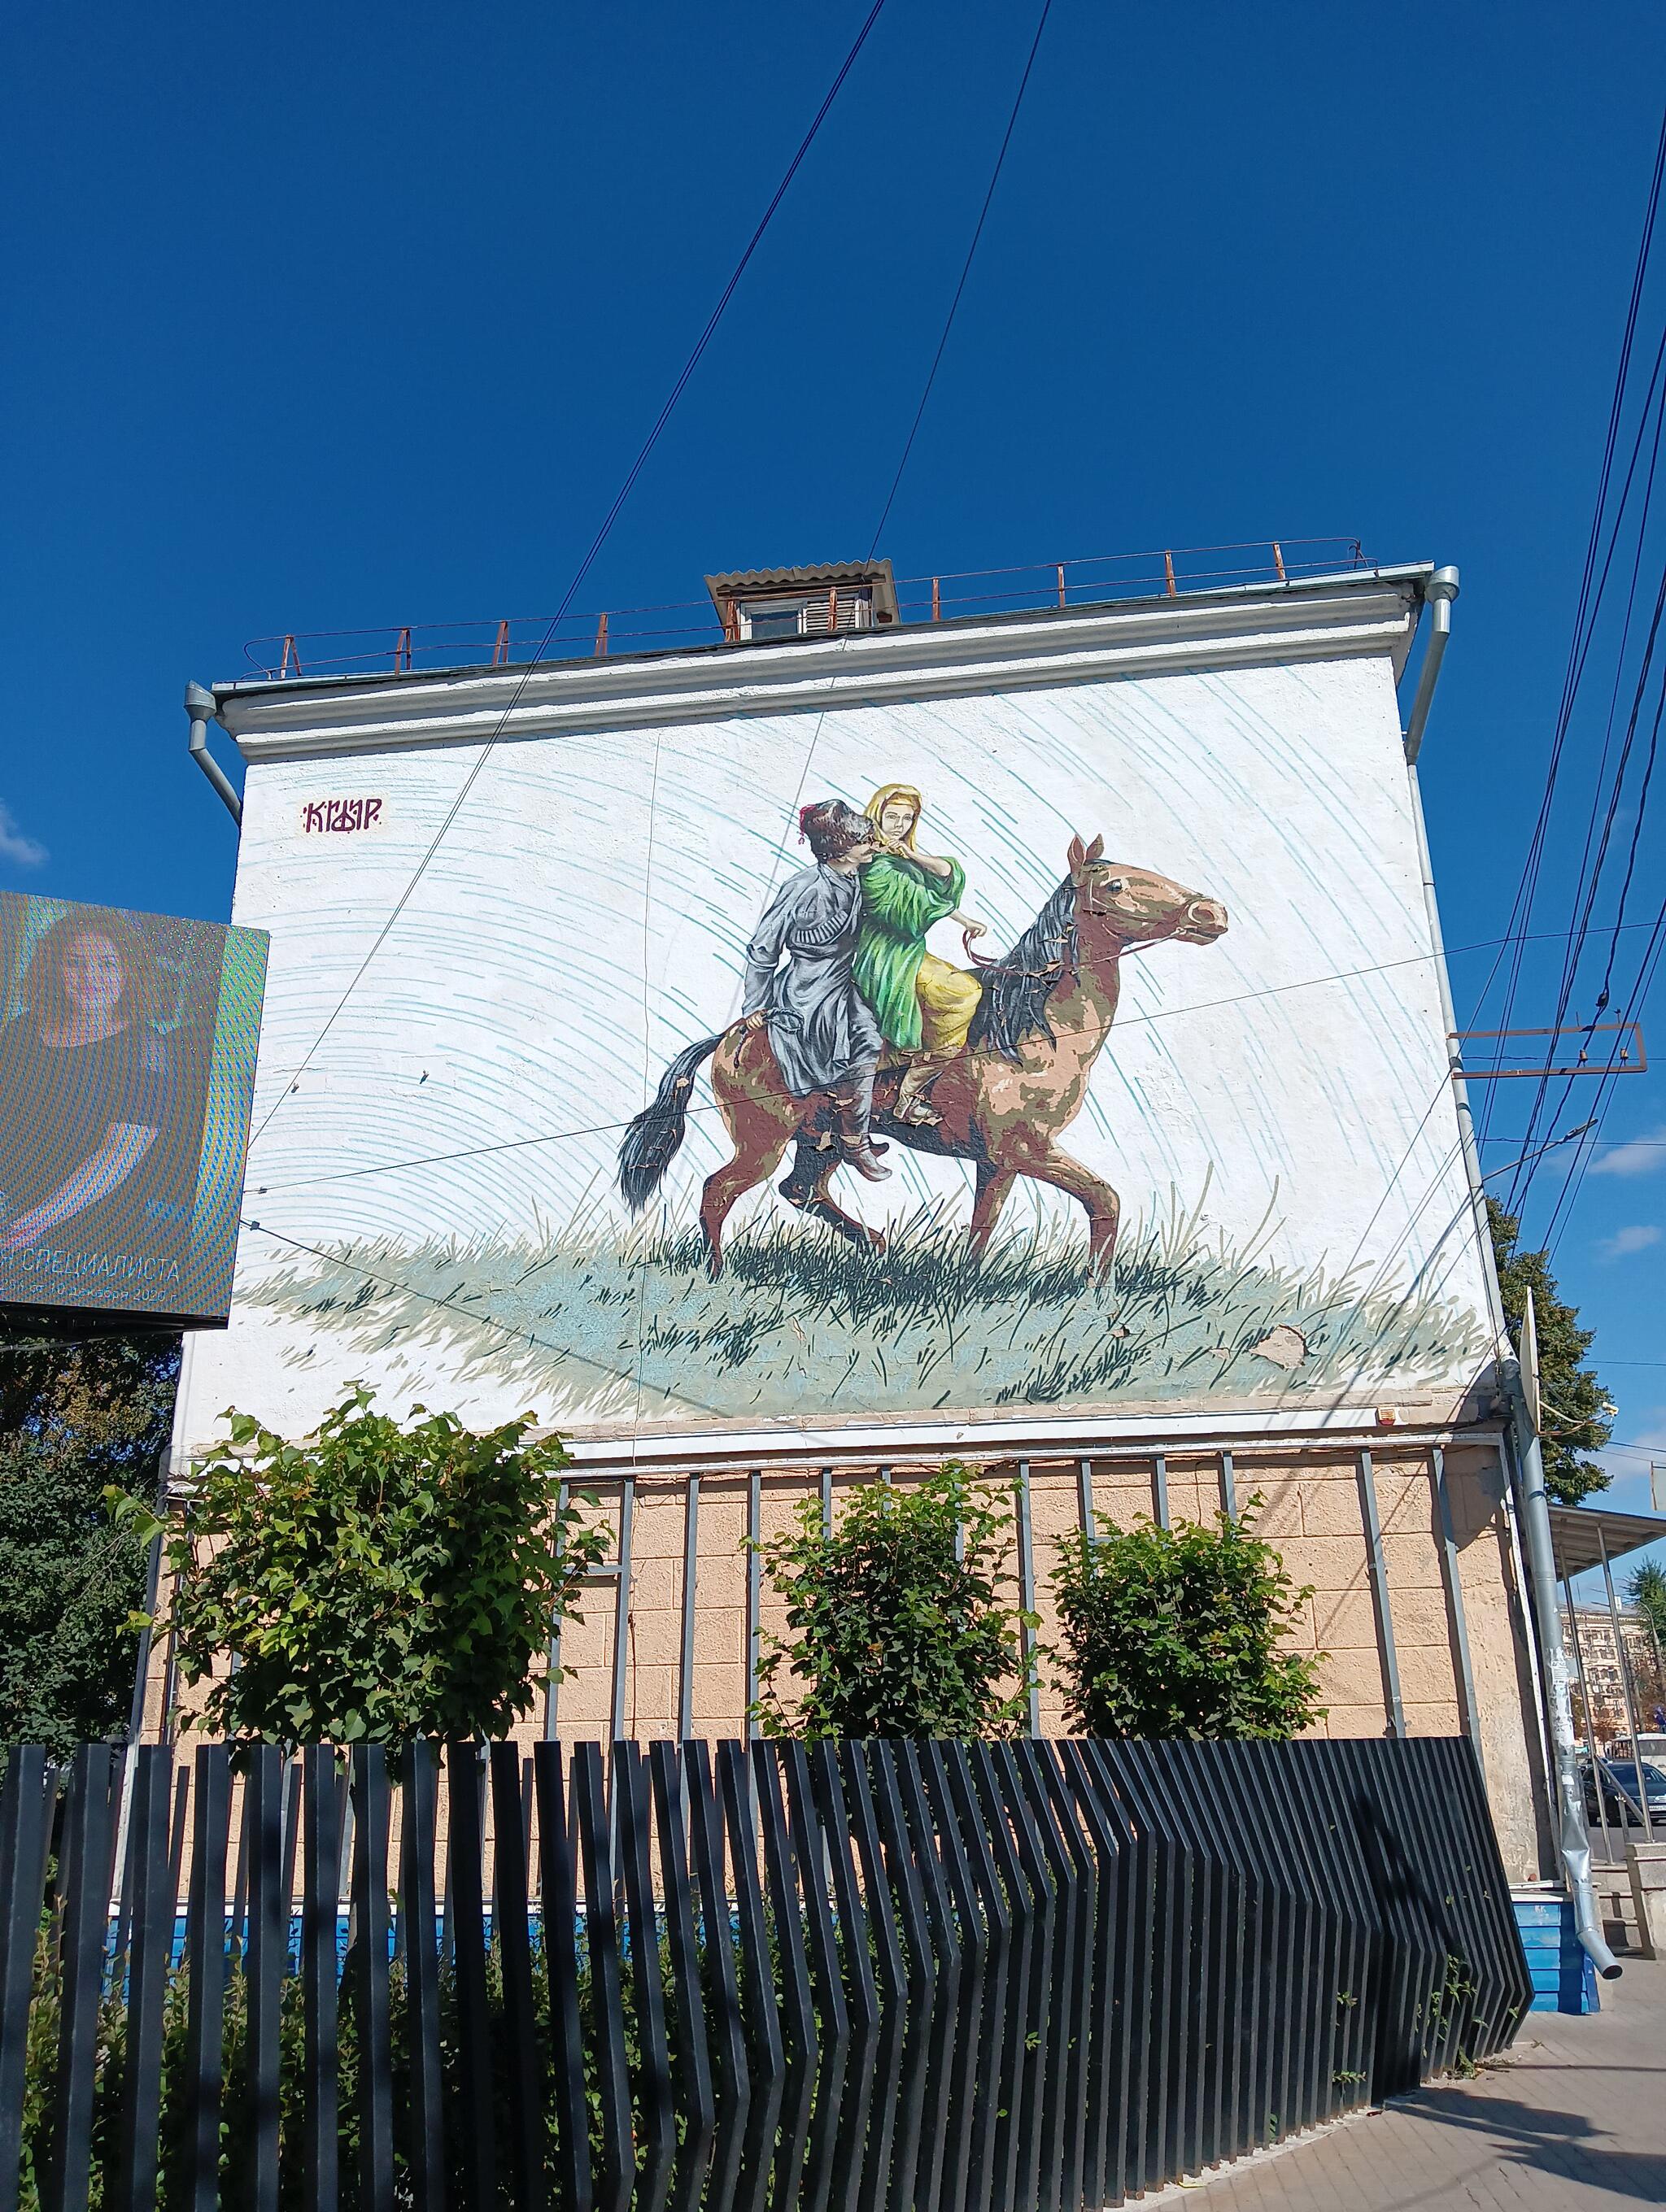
<box><xmin>194</xmin><ymin>661</ymin><xmax>1495</xmax><ymax>1448</ymax></box>
<box><xmin>620</xmin><ymin>789</ymin><xmax>1229</xmax><ymax>1278</ymax></box>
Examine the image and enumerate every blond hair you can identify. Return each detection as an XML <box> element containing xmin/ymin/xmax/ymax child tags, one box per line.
<box><xmin>864</xmin><ymin>782</ymin><xmax>924</xmax><ymax>853</ymax></box>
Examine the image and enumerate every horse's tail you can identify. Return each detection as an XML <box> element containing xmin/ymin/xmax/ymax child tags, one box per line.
<box><xmin>617</xmin><ymin>1030</ymin><xmax>727</xmax><ymax>1212</ymax></box>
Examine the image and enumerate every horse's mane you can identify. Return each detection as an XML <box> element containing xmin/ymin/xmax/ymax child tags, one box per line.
<box><xmin>966</xmin><ymin>873</ymin><xmax>1078</xmax><ymax>1064</ymax></box>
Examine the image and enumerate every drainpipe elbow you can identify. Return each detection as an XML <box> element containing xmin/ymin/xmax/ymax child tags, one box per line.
<box><xmin>1570</xmin><ymin>1859</ymin><xmax>1623</xmax><ymax>1978</ymax></box>
<box><xmin>1403</xmin><ymin>565</ymin><xmax>1459</xmax><ymax>764</ymax></box>
<box><xmin>185</xmin><ymin>681</ymin><xmax>242</xmax><ymax>825</ymax></box>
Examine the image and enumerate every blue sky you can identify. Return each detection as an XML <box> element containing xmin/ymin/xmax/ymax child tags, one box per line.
<box><xmin>2</xmin><ymin>5</ymin><xmax>1664</xmax><ymax>1585</ymax></box>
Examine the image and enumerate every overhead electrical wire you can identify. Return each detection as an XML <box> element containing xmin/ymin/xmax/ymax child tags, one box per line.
<box><xmin>866</xmin><ymin>0</ymin><xmax>1053</xmax><ymax>559</ymax></box>
<box><xmin>246</xmin><ymin>0</ymin><xmax>891</xmax><ymax>1155</ymax></box>
<box><xmin>1542</xmin><ymin>889</ymin><xmax>1666</xmax><ymax>1256</ymax></box>
<box><xmin>756</xmin><ymin>0</ymin><xmax>1055</xmax><ymax>938</ymax></box>
<box><xmin>1505</xmin><ymin>553</ymin><xmax>1666</xmax><ymax>1213</ymax></box>
<box><xmin>1474</xmin><ymin>107</ymin><xmax>1666</xmax><ymax>1161</ymax></box>
<box><xmin>245</xmin><ymin>917</ymin><xmax>1663</xmax><ymax>1200</ymax></box>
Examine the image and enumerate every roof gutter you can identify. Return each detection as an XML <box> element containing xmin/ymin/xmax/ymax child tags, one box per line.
<box><xmin>185</xmin><ymin>680</ymin><xmax>242</xmax><ymax>824</ymax></box>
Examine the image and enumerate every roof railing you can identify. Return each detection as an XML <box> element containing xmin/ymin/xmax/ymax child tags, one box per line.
<box><xmin>240</xmin><ymin>535</ymin><xmax>1372</xmax><ymax>681</ymax></box>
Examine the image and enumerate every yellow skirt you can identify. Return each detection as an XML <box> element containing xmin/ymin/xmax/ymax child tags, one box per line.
<box><xmin>916</xmin><ymin>952</ymin><xmax>982</xmax><ymax>1052</ymax></box>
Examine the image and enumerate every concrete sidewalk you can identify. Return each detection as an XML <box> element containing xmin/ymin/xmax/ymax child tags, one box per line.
<box><xmin>1165</xmin><ymin>1954</ymin><xmax>1666</xmax><ymax>2209</ymax></box>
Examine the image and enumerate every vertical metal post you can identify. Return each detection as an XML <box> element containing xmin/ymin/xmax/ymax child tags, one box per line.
<box><xmin>1598</xmin><ymin>1526</ymin><xmax>1646</xmax><ymax>1773</ymax></box>
<box><xmin>1016</xmin><ymin>1459</ymin><xmax>1040</xmax><ymax>1737</ymax></box>
<box><xmin>611</xmin><ymin>1475</ymin><xmax>635</xmax><ymax>1746</ymax></box>
<box><xmin>1563</xmin><ymin>1578</ymin><xmax>1616</xmax><ymax>1866</ymax></box>
<box><xmin>544</xmin><ymin>1477</ymin><xmax>569</xmax><ymax>1741</ymax></box>
<box><xmin>931</xmin><ymin>576</ymin><xmax>941</xmax><ymax>620</ymax></box>
<box><xmin>746</xmin><ymin>1468</ymin><xmax>762</xmax><ymax>1739</ymax></box>
<box><xmin>1153</xmin><ymin>1452</ymin><xmax>1170</xmax><ymax>1530</ymax></box>
<box><xmin>1271</xmin><ymin>539</ymin><xmax>1286</xmax><ymax>582</ymax></box>
<box><xmin>1432</xmin><ymin>1447</ymin><xmax>1484</xmax><ymax>1765</ymax></box>
<box><xmin>1077</xmin><ymin>1457</ymin><xmax>1096</xmax><ymax>1544</ymax></box>
<box><xmin>595</xmin><ymin>611</ymin><xmax>609</xmax><ymax>656</ymax></box>
<box><xmin>1056</xmin><ymin>564</ymin><xmax>1067</xmax><ymax>609</ymax></box>
<box><xmin>1356</xmin><ymin>1449</ymin><xmax>1406</xmax><ymax>1737</ymax></box>
<box><xmin>678</xmin><ymin>1473</ymin><xmax>700</xmax><ymax>1741</ymax></box>
<box><xmin>1219</xmin><ymin>1450</ymin><xmax>1237</xmax><ymax>1517</ymax></box>
<box><xmin>1163</xmin><ymin>550</ymin><xmax>1177</xmax><ymax>597</ymax></box>
<box><xmin>820</xmin><ymin>1464</ymin><xmax>834</xmax><ymax>1537</ymax></box>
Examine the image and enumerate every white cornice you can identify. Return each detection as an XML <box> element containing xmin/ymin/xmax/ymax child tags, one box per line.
<box><xmin>215</xmin><ymin>568</ymin><xmax>1429</xmax><ymax>762</ymax></box>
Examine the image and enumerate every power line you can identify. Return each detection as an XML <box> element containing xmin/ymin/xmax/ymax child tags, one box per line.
<box><xmin>1475</xmin><ymin>106</ymin><xmax>1666</xmax><ymax>1152</ymax></box>
<box><xmin>866</xmin><ymin>0</ymin><xmax>1053</xmax><ymax>557</ymax></box>
<box><xmin>1506</xmin><ymin>556</ymin><xmax>1666</xmax><ymax>1213</ymax></box>
<box><xmin>245</xmin><ymin>0</ymin><xmax>892</xmax><ymax>1156</ymax></box>
<box><xmin>1542</xmin><ymin>890</ymin><xmax>1666</xmax><ymax>1254</ymax></box>
<box><xmin>753</xmin><ymin>0</ymin><xmax>1055</xmax><ymax>986</ymax></box>
<box><xmin>246</xmin><ymin>917</ymin><xmax>1660</xmax><ymax>1198</ymax></box>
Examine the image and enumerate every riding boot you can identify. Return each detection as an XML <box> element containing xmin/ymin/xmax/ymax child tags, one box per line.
<box><xmin>893</xmin><ymin>1051</ymin><xmax>952</xmax><ymax>1127</ymax></box>
<box><xmin>827</xmin><ymin>1073</ymin><xmax>891</xmax><ymax>1181</ymax></box>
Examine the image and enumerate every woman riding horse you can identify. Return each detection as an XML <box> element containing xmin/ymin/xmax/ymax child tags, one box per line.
<box><xmin>854</xmin><ymin>782</ymin><xmax>989</xmax><ymax>1127</ymax></box>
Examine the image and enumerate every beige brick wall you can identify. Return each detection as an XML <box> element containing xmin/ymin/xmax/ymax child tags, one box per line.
<box><xmin>144</xmin><ymin>1431</ymin><xmax>1547</xmax><ymax>1880</ymax></box>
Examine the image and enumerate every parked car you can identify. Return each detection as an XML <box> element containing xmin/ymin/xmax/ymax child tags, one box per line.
<box><xmin>1581</xmin><ymin>1753</ymin><xmax>1666</xmax><ymax>1827</ymax></box>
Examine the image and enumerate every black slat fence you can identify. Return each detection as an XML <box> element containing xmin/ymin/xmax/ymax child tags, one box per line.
<box><xmin>0</xmin><ymin>1735</ymin><xmax>1530</xmax><ymax>2211</ymax></box>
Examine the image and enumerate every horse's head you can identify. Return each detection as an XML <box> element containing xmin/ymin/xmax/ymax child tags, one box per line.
<box><xmin>1067</xmin><ymin>834</ymin><xmax>1228</xmax><ymax>948</ymax></box>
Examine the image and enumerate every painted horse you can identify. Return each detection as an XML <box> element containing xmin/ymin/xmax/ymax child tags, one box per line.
<box><xmin>618</xmin><ymin>836</ymin><xmax>1228</xmax><ymax>1275</ymax></box>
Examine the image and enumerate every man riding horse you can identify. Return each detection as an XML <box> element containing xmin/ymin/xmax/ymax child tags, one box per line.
<box><xmin>619</xmin><ymin>805</ymin><xmax>1230</xmax><ymax>1278</ymax></box>
<box><xmin>738</xmin><ymin>799</ymin><xmax>891</xmax><ymax>1181</ymax></box>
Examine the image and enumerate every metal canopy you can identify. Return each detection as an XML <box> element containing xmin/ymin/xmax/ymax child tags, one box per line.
<box><xmin>1548</xmin><ymin>1503</ymin><xmax>1666</xmax><ymax>1579</ymax></box>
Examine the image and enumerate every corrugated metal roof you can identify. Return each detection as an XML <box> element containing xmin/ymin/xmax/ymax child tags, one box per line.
<box><xmin>1549</xmin><ymin>1504</ymin><xmax>1666</xmax><ymax>1577</ymax></box>
<box><xmin>705</xmin><ymin>560</ymin><xmax>898</xmax><ymax>624</ymax></box>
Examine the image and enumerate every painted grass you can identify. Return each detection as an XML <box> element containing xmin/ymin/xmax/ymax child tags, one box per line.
<box><xmin>244</xmin><ymin>1191</ymin><xmax>1489</xmax><ymax>1426</ymax></box>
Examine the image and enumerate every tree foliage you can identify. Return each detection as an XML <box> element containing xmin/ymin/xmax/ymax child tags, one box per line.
<box><xmin>1487</xmin><ymin>1200</ymin><xmax>1612</xmax><ymax>1504</ymax></box>
<box><xmin>0</xmin><ymin>1329</ymin><xmax>177</xmax><ymax>1755</ymax></box>
<box><xmin>126</xmin><ymin>1387</ymin><xmax>606</xmax><ymax>1745</ymax></box>
<box><xmin>1049</xmin><ymin>1499</ymin><xmax>1325</xmax><ymax>1740</ymax></box>
<box><xmin>752</xmin><ymin>1463</ymin><xmax>1036</xmax><ymax>1739</ymax></box>
<box><xmin>1629</xmin><ymin>1560</ymin><xmax>1666</xmax><ymax>1654</ymax></box>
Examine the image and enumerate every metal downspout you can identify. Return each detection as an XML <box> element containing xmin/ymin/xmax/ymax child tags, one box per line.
<box><xmin>1402</xmin><ymin>564</ymin><xmax>1457</xmax><ymax>764</ymax></box>
<box><xmin>185</xmin><ymin>681</ymin><xmax>242</xmax><ymax>824</ymax></box>
<box><xmin>1402</xmin><ymin>568</ymin><xmax>1619</xmax><ymax>1976</ymax></box>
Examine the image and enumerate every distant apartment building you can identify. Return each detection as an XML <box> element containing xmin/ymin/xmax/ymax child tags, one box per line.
<box><xmin>1564</xmin><ymin>1602</ymin><xmax>1666</xmax><ymax>1746</ymax></box>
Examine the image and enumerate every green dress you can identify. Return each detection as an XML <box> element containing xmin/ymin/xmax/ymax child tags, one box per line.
<box><xmin>854</xmin><ymin>854</ymin><xmax>966</xmax><ymax>1051</ymax></box>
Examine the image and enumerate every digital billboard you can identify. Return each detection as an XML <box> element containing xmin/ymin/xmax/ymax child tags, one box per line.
<box><xmin>0</xmin><ymin>894</ymin><xmax>267</xmax><ymax>1325</ymax></box>
<box><xmin>177</xmin><ymin>620</ymin><xmax>1496</xmax><ymax>1457</ymax></box>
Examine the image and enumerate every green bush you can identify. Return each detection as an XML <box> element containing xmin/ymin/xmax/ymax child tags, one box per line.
<box><xmin>116</xmin><ymin>1386</ymin><xmax>607</xmax><ymax>1744</ymax></box>
<box><xmin>752</xmin><ymin>1462</ymin><xmax>1036</xmax><ymax>1738</ymax></box>
<box><xmin>1050</xmin><ymin>1498</ymin><xmax>1325</xmax><ymax>1740</ymax></box>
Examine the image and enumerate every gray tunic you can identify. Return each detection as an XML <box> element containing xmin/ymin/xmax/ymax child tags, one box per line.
<box><xmin>740</xmin><ymin>863</ymin><xmax>883</xmax><ymax>1097</ymax></box>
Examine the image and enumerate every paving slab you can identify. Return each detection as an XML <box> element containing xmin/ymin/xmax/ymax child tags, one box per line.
<box><xmin>1149</xmin><ymin>1954</ymin><xmax>1666</xmax><ymax>2209</ymax></box>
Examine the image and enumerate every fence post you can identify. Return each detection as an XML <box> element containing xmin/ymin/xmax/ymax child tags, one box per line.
<box><xmin>243</xmin><ymin>1744</ymin><xmax>285</xmax><ymax>2212</ymax></box>
<box><xmin>447</xmin><ymin>1742</ymin><xmax>496</xmax><ymax>2210</ymax></box>
<box><xmin>301</xmin><ymin>1745</ymin><xmax>342</xmax><ymax>2212</ymax></box>
<box><xmin>351</xmin><ymin>1748</ymin><xmax>395</xmax><ymax>2212</ymax></box>
<box><xmin>531</xmin><ymin>1745</ymin><xmax>593</xmax><ymax>2212</ymax></box>
<box><xmin>50</xmin><ymin>1745</ymin><xmax>119</xmax><ymax>2212</ymax></box>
